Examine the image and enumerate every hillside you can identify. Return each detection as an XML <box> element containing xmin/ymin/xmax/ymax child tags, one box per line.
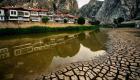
<box><xmin>0</xmin><ymin>0</ymin><xmax>79</xmax><ymax>14</ymax></box>
<box><xmin>79</xmin><ymin>0</ymin><xmax>103</xmax><ymax>18</ymax></box>
<box><xmin>79</xmin><ymin>0</ymin><xmax>140</xmax><ymax>24</ymax></box>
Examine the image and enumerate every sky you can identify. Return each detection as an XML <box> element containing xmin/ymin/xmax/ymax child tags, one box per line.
<box><xmin>76</xmin><ymin>0</ymin><xmax>104</xmax><ymax>8</ymax></box>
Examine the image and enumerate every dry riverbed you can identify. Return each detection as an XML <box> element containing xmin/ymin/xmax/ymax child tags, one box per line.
<box><xmin>37</xmin><ymin>28</ymin><xmax>140</xmax><ymax>80</ymax></box>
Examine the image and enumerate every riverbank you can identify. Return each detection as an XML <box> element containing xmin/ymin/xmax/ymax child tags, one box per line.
<box><xmin>0</xmin><ymin>25</ymin><xmax>99</xmax><ymax>36</ymax></box>
<box><xmin>38</xmin><ymin>28</ymin><xmax>140</xmax><ymax>80</ymax></box>
<box><xmin>0</xmin><ymin>22</ymin><xmax>90</xmax><ymax>28</ymax></box>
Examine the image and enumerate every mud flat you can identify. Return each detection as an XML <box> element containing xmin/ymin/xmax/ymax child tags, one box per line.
<box><xmin>38</xmin><ymin>28</ymin><xmax>140</xmax><ymax>80</ymax></box>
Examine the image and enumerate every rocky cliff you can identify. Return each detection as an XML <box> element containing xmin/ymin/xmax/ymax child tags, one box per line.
<box><xmin>96</xmin><ymin>0</ymin><xmax>140</xmax><ymax>24</ymax></box>
<box><xmin>79</xmin><ymin>0</ymin><xmax>103</xmax><ymax>18</ymax></box>
<box><xmin>0</xmin><ymin>0</ymin><xmax>78</xmax><ymax>14</ymax></box>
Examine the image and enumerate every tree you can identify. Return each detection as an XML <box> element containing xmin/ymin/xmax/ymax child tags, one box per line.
<box><xmin>113</xmin><ymin>17</ymin><xmax>124</xmax><ymax>27</ymax></box>
<box><xmin>77</xmin><ymin>17</ymin><xmax>85</xmax><ymax>25</ymax></box>
<box><xmin>42</xmin><ymin>17</ymin><xmax>49</xmax><ymax>24</ymax></box>
<box><xmin>64</xmin><ymin>19</ymin><xmax>68</xmax><ymax>23</ymax></box>
<box><xmin>89</xmin><ymin>20</ymin><xmax>100</xmax><ymax>25</ymax></box>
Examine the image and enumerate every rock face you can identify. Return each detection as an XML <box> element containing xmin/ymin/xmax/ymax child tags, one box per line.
<box><xmin>79</xmin><ymin>0</ymin><xmax>103</xmax><ymax>18</ymax></box>
<box><xmin>0</xmin><ymin>0</ymin><xmax>78</xmax><ymax>14</ymax></box>
<box><xmin>96</xmin><ymin>0</ymin><xmax>140</xmax><ymax>24</ymax></box>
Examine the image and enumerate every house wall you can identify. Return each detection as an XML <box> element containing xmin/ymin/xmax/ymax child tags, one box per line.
<box><xmin>18</xmin><ymin>11</ymin><xmax>30</xmax><ymax>21</ymax></box>
<box><xmin>30</xmin><ymin>11</ymin><xmax>39</xmax><ymax>16</ymax></box>
<box><xmin>9</xmin><ymin>10</ymin><xmax>18</xmax><ymax>16</ymax></box>
<box><xmin>30</xmin><ymin>17</ymin><xmax>41</xmax><ymax>22</ymax></box>
<box><xmin>0</xmin><ymin>9</ymin><xmax>5</xmax><ymax>21</ymax></box>
<box><xmin>39</xmin><ymin>12</ymin><xmax>47</xmax><ymax>16</ymax></box>
<box><xmin>30</xmin><ymin>11</ymin><xmax>41</xmax><ymax>22</ymax></box>
<box><xmin>8</xmin><ymin>10</ymin><xmax>18</xmax><ymax>21</ymax></box>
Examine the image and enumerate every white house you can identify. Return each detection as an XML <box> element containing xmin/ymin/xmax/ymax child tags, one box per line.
<box><xmin>2</xmin><ymin>7</ymin><xmax>30</xmax><ymax>22</ymax></box>
<box><xmin>0</xmin><ymin>9</ymin><xmax>5</xmax><ymax>21</ymax></box>
<box><xmin>47</xmin><ymin>11</ymin><xmax>55</xmax><ymax>22</ymax></box>
<box><xmin>18</xmin><ymin>10</ymin><xmax>30</xmax><ymax>21</ymax></box>
<box><xmin>29</xmin><ymin>8</ymin><xmax>48</xmax><ymax>22</ymax></box>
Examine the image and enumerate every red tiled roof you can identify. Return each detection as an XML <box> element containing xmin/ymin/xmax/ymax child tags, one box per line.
<box><xmin>65</xmin><ymin>14</ymin><xmax>78</xmax><ymax>18</ymax></box>
<box><xmin>29</xmin><ymin>8</ymin><xmax>48</xmax><ymax>12</ymax></box>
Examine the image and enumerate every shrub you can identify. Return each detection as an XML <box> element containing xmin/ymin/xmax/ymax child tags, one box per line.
<box><xmin>77</xmin><ymin>17</ymin><xmax>85</xmax><ymax>25</ymax></box>
<box><xmin>64</xmin><ymin>19</ymin><xmax>68</xmax><ymax>23</ymax></box>
<box><xmin>42</xmin><ymin>16</ymin><xmax>49</xmax><ymax>24</ymax></box>
<box><xmin>134</xmin><ymin>16</ymin><xmax>140</xmax><ymax>20</ymax></box>
<box><xmin>117</xmin><ymin>17</ymin><xmax>124</xmax><ymax>23</ymax></box>
<box><xmin>89</xmin><ymin>20</ymin><xmax>100</xmax><ymax>25</ymax></box>
<box><xmin>113</xmin><ymin>17</ymin><xmax>124</xmax><ymax>27</ymax></box>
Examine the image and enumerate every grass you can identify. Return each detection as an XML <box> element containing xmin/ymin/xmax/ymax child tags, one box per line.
<box><xmin>117</xmin><ymin>23</ymin><xmax>136</xmax><ymax>28</ymax></box>
<box><xmin>0</xmin><ymin>22</ymin><xmax>90</xmax><ymax>28</ymax></box>
<box><xmin>99</xmin><ymin>23</ymin><xmax>136</xmax><ymax>28</ymax></box>
<box><xmin>0</xmin><ymin>25</ymin><xmax>99</xmax><ymax>36</ymax></box>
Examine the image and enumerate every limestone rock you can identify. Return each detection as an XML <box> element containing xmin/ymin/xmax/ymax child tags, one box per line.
<box><xmin>79</xmin><ymin>0</ymin><xmax>103</xmax><ymax>18</ymax></box>
<box><xmin>0</xmin><ymin>0</ymin><xmax>78</xmax><ymax>14</ymax></box>
<box><xmin>96</xmin><ymin>0</ymin><xmax>140</xmax><ymax>24</ymax></box>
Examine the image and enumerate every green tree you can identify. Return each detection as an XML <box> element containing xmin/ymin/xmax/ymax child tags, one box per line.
<box><xmin>64</xmin><ymin>19</ymin><xmax>68</xmax><ymax>23</ymax></box>
<box><xmin>42</xmin><ymin>17</ymin><xmax>49</xmax><ymax>24</ymax></box>
<box><xmin>113</xmin><ymin>17</ymin><xmax>124</xmax><ymax>27</ymax></box>
<box><xmin>77</xmin><ymin>17</ymin><xmax>85</xmax><ymax>25</ymax></box>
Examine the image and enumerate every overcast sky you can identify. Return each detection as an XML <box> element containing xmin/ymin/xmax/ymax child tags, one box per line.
<box><xmin>76</xmin><ymin>0</ymin><xmax>104</xmax><ymax>8</ymax></box>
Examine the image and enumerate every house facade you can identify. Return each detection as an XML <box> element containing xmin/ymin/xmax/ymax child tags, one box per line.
<box><xmin>0</xmin><ymin>9</ymin><xmax>5</xmax><ymax>21</ymax></box>
<box><xmin>1</xmin><ymin>7</ymin><xmax>30</xmax><ymax>22</ymax></box>
<box><xmin>0</xmin><ymin>7</ymin><xmax>77</xmax><ymax>23</ymax></box>
<box><xmin>29</xmin><ymin>8</ymin><xmax>48</xmax><ymax>22</ymax></box>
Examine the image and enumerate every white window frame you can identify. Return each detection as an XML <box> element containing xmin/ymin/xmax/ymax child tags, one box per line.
<box><xmin>0</xmin><ymin>10</ymin><xmax>4</xmax><ymax>16</ymax></box>
<box><xmin>10</xmin><ymin>10</ymin><xmax>18</xmax><ymax>16</ymax></box>
<box><xmin>30</xmin><ymin>11</ymin><xmax>38</xmax><ymax>16</ymax></box>
<box><xmin>24</xmin><ymin>11</ymin><xmax>30</xmax><ymax>17</ymax></box>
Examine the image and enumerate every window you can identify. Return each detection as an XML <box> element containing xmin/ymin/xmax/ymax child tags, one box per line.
<box><xmin>14</xmin><ymin>11</ymin><xmax>16</xmax><ymax>15</ymax></box>
<box><xmin>11</xmin><ymin>10</ymin><xmax>17</xmax><ymax>15</ymax></box>
<box><xmin>31</xmin><ymin>11</ymin><xmax>38</xmax><ymax>15</ymax></box>
<box><xmin>18</xmin><ymin>12</ymin><xmax>24</xmax><ymax>16</ymax></box>
<box><xmin>25</xmin><ymin>12</ymin><xmax>29</xmax><ymax>15</ymax></box>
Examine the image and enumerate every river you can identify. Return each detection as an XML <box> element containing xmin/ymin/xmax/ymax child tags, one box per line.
<box><xmin>0</xmin><ymin>30</ymin><xmax>108</xmax><ymax>80</ymax></box>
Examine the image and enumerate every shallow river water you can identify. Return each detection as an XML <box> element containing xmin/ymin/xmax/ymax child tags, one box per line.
<box><xmin>0</xmin><ymin>30</ymin><xmax>107</xmax><ymax>80</ymax></box>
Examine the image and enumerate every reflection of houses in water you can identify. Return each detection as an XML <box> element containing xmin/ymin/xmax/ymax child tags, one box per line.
<box><xmin>0</xmin><ymin>33</ymin><xmax>80</xmax><ymax>60</ymax></box>
<box><xmin>0</xmin><ymin>34</ymin><xmax>81</xmax><ymax>80</ymax></box>
<box><xmin>0</xmin><ymin>48</ymin><xmax>10</xmax><ymax>59</ymax></box>
<box><xmin>0</xmin><ymin>31</ymin><xmax>107</xmax><ymax>80</ymax></box>
<box><xmin>0</xmin><ymin>31</ymin><xmax>105</xmax><ymax>60</ymax></box>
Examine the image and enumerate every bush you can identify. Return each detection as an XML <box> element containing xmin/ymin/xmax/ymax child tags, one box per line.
<box><xmin>117</xmin><ymin>17</ymin><xmax>124</xmax><ymax>23</ymax></box>
<box><xmin>113</xmin><ymin>17</ymin><xmax>124</xmax><ymax>27</ymax></box>
<box><xmin>89</xmin><ymin>20</ymin><xmax>100</xmax><ymax>25</ymax></box>
<box><xmin>42</xmin><ymin>16</ymin><xmax>49</xmax><ymax>24</ymax></box>
<box><xmin>77</xmin><ymin>17</ymin><xmax>85</xmax><ymax>25</ymax></box>
<box><xmin>134</xmin><ymin>16</ymin><xmax>140</xmax><ymax>20</ymax></box>
<box><xmin>64</xmin><ymin>19</ymin><xmax>68</xmax><ymax>23</ymax></box>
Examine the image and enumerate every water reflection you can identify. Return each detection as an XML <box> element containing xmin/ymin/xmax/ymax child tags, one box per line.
<box><xmin>0</xmin><ymin>30</ymin><xmax>107</xmax><ymax>80</ymax></box>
